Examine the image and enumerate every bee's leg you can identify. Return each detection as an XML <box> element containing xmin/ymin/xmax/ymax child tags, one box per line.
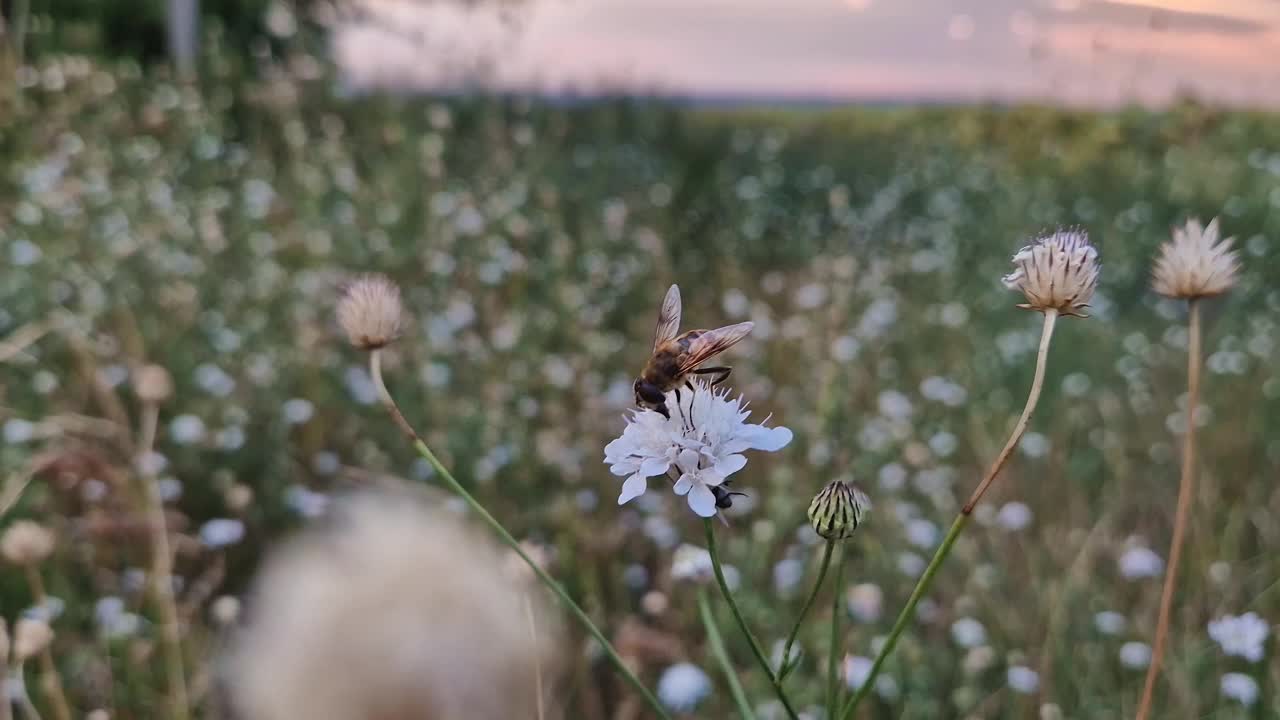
<box><xmin>692</xmin><ymin>366</ymin><xmax>732</xmax><ymax>387</ymax></box>
<box><xmin>684</xmin><ymin>380</ymin><xmax>697</xmax><ymax>430</ymax></box>
<box><xmin>674</xmin><ymin>385</ymin><xmax>689</xmax><ymax>432</ymax></box>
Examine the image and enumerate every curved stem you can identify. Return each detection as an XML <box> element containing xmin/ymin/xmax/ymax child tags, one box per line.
<box><xmin>703</xmin><ymin>520</ymin><xmax>801</xmax><ymax>720</ymax></box>
<box><xmin>1136</xmin><ymin>299</ymin><xmax>1201</xmax><ymax>720</ymax></box>
<box><xmin>369</xmin><ymin>351</ymin><xmax>672</xmax><ymax>720</ymax></box>
<box><xmin>779</xmin><ymin>539</ymin><xmax>835</xmax><ymax>680</ymax></box>
<box><xmin>21</xmin><ymin>568</ymin><xmax>71</xmax><ymax>720</ymax></box>
<box><xmin>698</xmin><ymin>588</ymin><xmax>758</xmax><ymax>720</ymax></box>
<box><xmin>826</xmin><ymin>543</ymin><xmax>846</xmax><ymax>713</ymax></box>
<box><xmin>843</xmin><ymin>309</ymin><xmax>1059</xmax><ymax>718</ymax></box>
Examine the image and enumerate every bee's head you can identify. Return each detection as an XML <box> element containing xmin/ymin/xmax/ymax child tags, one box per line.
<box><xmin>633</xmin><ymin>379</ymin><xmax>670</xmax><ymax>419</ymax></box>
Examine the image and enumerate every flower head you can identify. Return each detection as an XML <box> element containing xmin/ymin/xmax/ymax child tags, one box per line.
<box><xmin>807</xmin><ymin>480</ymin><xmax>870</xmax><ymax>539</ymax></box>
<box><xmin>1152</xmin><ymin>218</ymin><xmax>1240</xmax><ymax>299</ymax></box>
<box><xmin>1208</xmin><ymin>612</ymin><xmax>1270</xmax><ymax>662</ymax></box>
<box><xmin>604</xmin><ymin>383</ymin><xmax>792</xmax><ymax>517</ymax></box>
<box><xmin>336</xmin><ymin>274</ymin><xmax>404</xmax><ymax>350</ymax></box>
<box><xmin>223</xmin><ymin>489</ymin><xmax>563</xmax><ymax>720</ymax></box>
<box><xmin>13</xmin><ymin>618</ymin><xmax>52</xmax><ymax>662</ymax></box>
<box><xmin>133</xmin><ymin>364</ymin><xmax>174</xmax><ymax>404</ymax></box>
<box><xmin>656</xmin><ymin>662</ymin><xmax>711</xmax><ymax>712</ymax></box>
<box><xmin>1</xmin><ymin>520</ymin><xmax>56</xmax><ymax>566</ymax></box>
<box><xmin>1002</xmin><ymin>228</ymin><xmax>1100</xmax><ymax>316</ymax></box>
<box><xmin>1221</xmin><ymin>672</ymin><xmax>1260</xmax><ymax>706</ymax></box>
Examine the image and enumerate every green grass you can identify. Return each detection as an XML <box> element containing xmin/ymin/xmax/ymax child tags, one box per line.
<box><xmin>1</xmin><ymin>52</ymin><xmax>1278</xmax><ymax>718</ymax></box>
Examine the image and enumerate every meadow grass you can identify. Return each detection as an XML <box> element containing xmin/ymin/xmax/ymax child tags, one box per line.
<box><xmin>1</xmin><ymin>54</ymin><xmax>1278</xmax><ymax>718</ymax></box>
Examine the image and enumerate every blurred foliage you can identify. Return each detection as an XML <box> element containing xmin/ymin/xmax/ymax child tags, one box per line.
<box><xmin>1</xmin><ymin>49</ymin><xmax>1278</xmax><ymax>719</ymax></box>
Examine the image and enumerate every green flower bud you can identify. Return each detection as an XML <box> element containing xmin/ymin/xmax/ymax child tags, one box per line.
<box><xmin>807</xmin><ymin>480</ymin><xmax>869</xmax><ymax>540</ymax></box>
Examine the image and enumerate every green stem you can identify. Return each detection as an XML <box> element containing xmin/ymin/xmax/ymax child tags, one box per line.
<box><xmin>370</xmin><ymin>351</ymin><xmax>672</xmax><ymax>720</ymax></box>
<box><xmin>703</xmin><ymin>519</ymin><xmax>801</xmax><ymax>720</ymax></box>
<box><xmin>699</xmin><ymin>588</ymin><xmax>758</xmax><ymax>720</ymax></box>
<box><xmin>841</xmin><ymin>515</ymin><xmax>969</xmax><ymax>717</ymax></box>
<box><xmin>779</xmin><ymin>539</ymin><xmax>835</xmax><ymax>681</ymax></box>
<box><xmin>826</xmin><ymin>544</ymin><xmax>845</xmax><ymax>713</ymax></box>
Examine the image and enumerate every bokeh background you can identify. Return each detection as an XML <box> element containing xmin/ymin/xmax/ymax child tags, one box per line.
<box><xmin>2</xmin><ymin>1</ymin><xmax>1279</xmax><ymax>718</ymax></box>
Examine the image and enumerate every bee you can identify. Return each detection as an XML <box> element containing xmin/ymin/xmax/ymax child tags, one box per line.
<box><xmin>711</xmin><ymin>480</ymin><xmax>748</xmax><ymax>510</ymax></box>
<box><xmin>633</xmin><ymin>284</ymin><xmax>754</xmax><ymax>420</ymax></box>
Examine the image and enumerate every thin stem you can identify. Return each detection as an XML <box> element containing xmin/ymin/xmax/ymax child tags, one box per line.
<box><xmin>522</xmin><ymin>594</ymin><xmax>545</xmax><ymax>720</ymax></box>
<box><xmin>369</xmin><ymin>351</ymin><xmax>673</xmax><ymax>720</ymax></box>
<box><xmin>826</xmin><ymin>543</ymin><xmax>846</xmax><ymax>714</ymax></box>
<box><xmin>22</xmin><ymin>568</ymin><xmax>71</xmax><ymax>720</ymax></box>
<box><xmin>779</xmin><ymin>539</ymin><xmax>835</xmax><ymax>680</ymax></box>
<box><xmin>963</xmin><ymin>309</ymin><xmax>1058</xmax><ymax>513</ymax></box>
<box><xmin>703</xmin><ymin>520</ymin><xmax>800</xmax><ymax>720</ymax></box>
<box><xmin>698</xmin><ymin>589</ymin><xmax>757</xmax><ymax>720</ymax></box>
<box><xmin>138</xmin><ymin>401</ymin><xmax>190</xmax><ymax>720</ymax></box>
<box><xmin>843</xmin><ymin>309</ymin><xmax>1059</xmax><ymax>719</ymax></box>
<box><xmin>1136</xmin><ymin>299</ymin><xmax>1201</xmax><ymax>720</ymax></box>
<box><xmin>13</xmin><ymin>662</ymin><xmax>42</xmax><ymax>720</ymax></box>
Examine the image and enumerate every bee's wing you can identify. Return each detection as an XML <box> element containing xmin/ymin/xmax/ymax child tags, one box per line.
<box><xmin>653</xmin><ymin>284</ymin><xmax>682</xmax><ymax>351</ymax></box>
<box><xmin>677</xmin><ymin>322</ymin><xmax>754</xmax><ymax>374</ymax></box>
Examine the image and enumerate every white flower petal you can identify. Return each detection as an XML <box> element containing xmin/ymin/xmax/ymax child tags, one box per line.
<box><xmin>618</xmin><ymin>474</ymin><xmax>648</xmax><ymax>505</ymax></box>
<box><xmin>688</xmin><ymin>483</ymin><xmax>718</xmax><ymax>517</ymax></box>
<box><xmin>676</xmin><ymin>448</ymin><xmax>701</xmax><ymax>473</ymax></box>
<box><xmin>639</xmin><ymin>457</ymin><xmax>671</xmax><ymax>478</ymax></box>
<box><xmin>673</xmin><ymin>473</ymin><xmax>695</xmax><ymax>496</ymax></box>
<box><xmin>737</xmin><ymin>424</ymin><xmax>793</xmax><ymax>452</ymax></box>
<box><xmin>713</xmin><ymin>454</ymin><xmax>748</xmax><ymax>478</ymax></box>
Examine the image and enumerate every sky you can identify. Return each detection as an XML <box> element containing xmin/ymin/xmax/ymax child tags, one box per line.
<box><xmin>334</xmin><ymin>0</ymin><xmax>1280</xmax><ymax>106</ymax></box>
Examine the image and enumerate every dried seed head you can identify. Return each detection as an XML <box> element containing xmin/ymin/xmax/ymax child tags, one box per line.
<box><xmin>13</xmin><ymin>618</ymin><xmax>53</xmax><ymax>662</ymax></box>
<box><xmin>1152</xmin><ymin>218</ymin><xmax>1240</xmax><ymax>299</ymax></box>
<box><xmin>336</xmin><ymin>274</ymin><xmax>404</xmax><ymax>350</ymax></box>
<box><xmin>808</xmin><ymin>480</ymin><xmax>870</xmax><ymax>540</ymax></box>
<box><xmin>134</xmin><ymin>364</ymin><xmax>174</xmax><ymax>404</ymax></box>
<box><xmin>1002</xmin><ymin>228</ymin><xmax>1100</xmax><ymax>317</ymax></box>
<box><xmin>1</xmin><ymin>520</ymin><xmax>56</xmax><ymax>566</ymax></box>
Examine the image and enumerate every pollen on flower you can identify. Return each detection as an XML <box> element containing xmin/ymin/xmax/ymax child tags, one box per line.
<box><xmin>336</xmin><ymin>273</ymin><xmax>404</xmax><ymax>350</ymax></box>
<box><xmin>603</xmin><ymin>383</ymin><xmax>791</xmax><ymax>518</ymax></box>
<box><xmin>1152</xmin><ymin>218</ymin><xmax>1241</xmax><ymax>299</ymax></box>
<box><xmin>1002</xmin><ymin>228</ymin><xmax>1100</xmax><ymax>316</ymax></box>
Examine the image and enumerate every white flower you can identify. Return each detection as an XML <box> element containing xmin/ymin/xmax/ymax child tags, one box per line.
<box><xmin>657</xmin><ymin>662</ymin><xmax>711</xmax><ymax>712</ymax></box>
<box><xmin>846</xmin><ymin>583</ymin><xmax>883</xmax><ymax>623</ymax></box>
<box><xmin>950</xmin><ymin>617</ymin><xmax>987</xmax><ymax>648</ymax></box>
<box><xmin>1002</xmin><ymin>228</ymin><xmax>1100</xmax><ymax>316</ymax></box>
<box><xmin>1153</xmin><ymin>218</ymin><xmax>1240</xmax><ymax>299</ymax></box>
<box><xmin>1094</xmin><ymin>611</ymin><xmax>1127</xmax><ymax>635</ymax></box>
<box><xmin>604</xmin><ymin>384</ymin><xmax>792</xmax><ymax>517</ymax></box>
<box><xmin>1220</xmin><ymin>672</ymin><xmax>1259</xmax><ymax>706</ymax></box>
<box><xmin>671</xmin><ymin>544</ymin><xmax>713</xmax><ymax>583</ymax></box>
<box><xmin>1119</xmin><ymin>546</ymin><xmax>1163</xmax><ymax>580</ymax></box>
<box><xmin>1119</xmin><ymin>641</ymin><xmax>1151</xmax><ymax>669</ymax></box>
<box><xmin>843</xmin><ymin>655</ymin><xmax>873</xmax><ymax>689</ymax></box>
<box><xmin>1208</xmin><ymin>612</ymin><xmax>1271</xmax><ymax>663</ymax></box>
<box><xmin>1006</xmin><ymin>665</ymin><xmax>1040</xmax><ymax>694</ymax></box>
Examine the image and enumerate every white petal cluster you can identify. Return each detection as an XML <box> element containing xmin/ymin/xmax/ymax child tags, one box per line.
<box><xmin>1152</xmin><ymin>218</ymin><xmax>1240</xmax><ymax>299</ymax></box>
<box><xmin>1208</xmin><ymin>612</ymin><xmax>1270</xmax><ymax>662</ymax></box>
<box><xmin>1002</xmin><ymin>228</ymin><xmax>1100</xmax><ymax>316</ymax></box>
<box><xmin>604</xmin><ymin>384</ymin><xmax>792</xmax><ymax>517</ymax></box>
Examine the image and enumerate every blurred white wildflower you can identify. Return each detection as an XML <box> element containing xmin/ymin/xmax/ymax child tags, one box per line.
<box><xmin>1208</xmin><ymin>612</ymin><xmax>1270</xmax><ymax>662</ymax></box>
<box><xmin>1094</xmin><ymin>611</ymin><xmax>1127</xmax><ymax>635</ymax></box>
<box><xmin>224</xmin><ymin>490</ymin><xmax>562</xmax><ymax>720</ymax></box>
<box><xmin>133</xmin><ymin>364</ymin><xmax>173</xmax><ymax>403</ymax></box>
<box><xmin>950</xmin><ymin>618</ymin><xmax>987</xmax><ymax>648</ymax></box>
<box><xmin>169</xmin><ymin>414</ymin><xmax>207</xmax><ymax>444</ymax></box>
<box><xmin>1007</xmin><ymin>665</ymin><xmax>1040</xmax><ymax>694</ymax></box>
<box><xmin>604</xmin><ymin>384</ymin><xmax>791</xmax><ymax>517</ymax></box>
<box><xmin>1152</xmin><ymin>218</ymin><xmax>1240</xmax><ymax>299</ymax></box>
<box><xmin>1002</xmin><ymin>228</ymin><xmax>1099</xmax><ymax>316</ymax></box>
<box><xmin>200</xmin><ymin>519</ymin><xmax>246</xmax><ymax>549</ymax></box>
<box><xmin>773</xmin><ymin>558</ymin><xmax>805</xmax><ymax>594</ymax></box>
<box><xmin>1119</xmin><ymin>641</ymin><xmax>1151</xmax><ymax>669</ymax></box>
<box><xmin>1119</xmin><ymin>546</ymin><xmax>1164</xmax><ymax>579</ymax></box>
<box><xmin>13</xmin><ymin>618</ymin><xmax>53</xmax><ymax>661</ymax></box>
<box><xmin>996</xmin><ymin>501</ymin><xmax>1033</xmax><ymax>532</ymax></box>
<box><xmin>1220</xmin><ymin>672</ymin><xmax>1259</xmax><ymax>706</ymax></box>
<box><xmin>656</xmin><ymin>662</ymin><xmax>711</xmax><ymax>712</ymax></box>
<box><xmin>846</xmin><ymin>583</ymin><xmax>883</xmax><ymax>623</ymax></box>
<box><xmin>963</xmin><ymin>646</ymin><xmax>996</xmax><ymax>674</ymax></box>
<box><xmin>843</xmin><ymin>655</ymin><xmax>873</xmax><ymax>689</ymax></box>
<box><xmin>336</xmin><ymin>274</ymin><xmax>403</xmax><ymax>350</ymax></box>
<box><xmin>2</xmin><ymin>520</ymin><xmax>56</xmax><ymax>566</ymax></box>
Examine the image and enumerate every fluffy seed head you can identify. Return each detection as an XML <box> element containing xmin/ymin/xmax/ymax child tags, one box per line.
<box><xmin>336</xmin><ymin>274</ymin><xmax>404</xmax><ymax>350</ymax></box>
<box><xmin>808</xmin><ymin>480</ymin><xmax>870</xmax><ymax>540</ymax></box>
<box><xmin>2</xmin><ymin>520</ymin><xmax>56</xmax><ymax>566</ymax></box>
<box><xmin>1152</xmin><ymin>218</ymin><xmax>1240</xmax><ymax>299</ymax></box>
<box><xmin>1002</xmin><ymin>228</ymin><xmax>1100</xmax><ymax>316</ymax></box>
<box><xmin>133</xmin><ymin>364</ymin><xmax>174</xmax><ymax>404</ymax></box>
<box><xmin>223</xmin><ymin>489</ymin><xmax>563</xmax><ymax>720</ymax></box>
<box><xmin>13</xmin><ymin>618</ymin><xmax>53</xmax><ymax>661</ymax></box>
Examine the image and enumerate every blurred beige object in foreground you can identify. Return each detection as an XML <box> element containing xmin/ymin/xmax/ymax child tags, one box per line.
<box><xmin>223</xmin><ymin>489</ymin><xmax>564</xmax><ymax>720</ymax></box>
